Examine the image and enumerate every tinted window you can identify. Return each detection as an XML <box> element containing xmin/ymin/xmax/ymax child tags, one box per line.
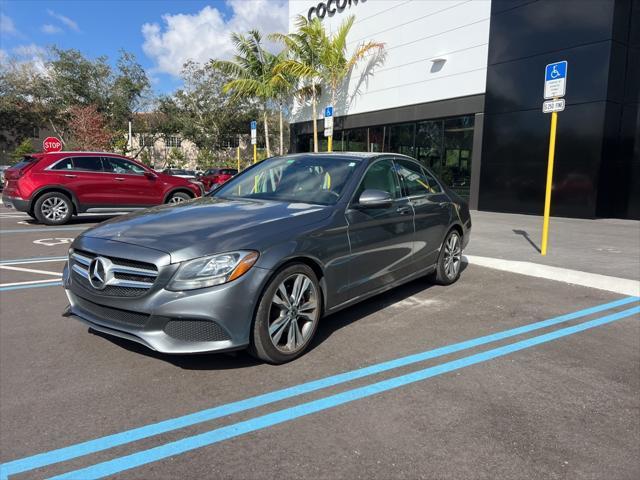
<box><xmin>395</xmin><ymin>159</ymin><xmax>440</xmax><ymax>196</ymax></box>
<box><xmin>422</xmin><ymin>168</ymin><xmax>443</xmax><ymax>194</ymax></box>
<box><xmin>355</xmin><ymin>159</ymin><xmax>401</xmax><ymax>202</ymax></box>
<box><xmin>205</xmin><ymin>169</ymin><xmax>219</xmax><ymax>175</ymax></box>
<box><xmin>73</xmin><ymin>157</ymin><xmax>103</xmax><ymax>172</ymax></box>
<box><xmin>51</xmin><ymin>158</ymin><xmax>73</xmax><ymax>170</ymax></box>
<box><xmin>104</xmin><ymin>157</ymin><xmax>145</xmax><ymax>175</ymax></box>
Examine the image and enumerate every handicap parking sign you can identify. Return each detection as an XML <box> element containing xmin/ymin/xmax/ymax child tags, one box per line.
<box><xmin>544</xmin><ymin>61</ymin><xmax>567</xmax><ymax>99</ymax></box>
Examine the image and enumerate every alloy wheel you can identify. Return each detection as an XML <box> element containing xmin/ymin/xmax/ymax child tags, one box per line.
<box><xmin>41</xmin><ymin>197</ymin><xmax>69</xmax><ymax>221</ymax></box>
<box><xmin>268</xmin><ymin>273</ymin><xmax>319</xmax><ymax>353</ymax></box>
<box><xmin>443</xmin><ymin>232</ymin><xmax>462</xmax><ymax>279</ymax></box>
<box><xmin>168</xmin><ymin>196</ymin><xmax>186</xmax><ymax>204</ymax></box>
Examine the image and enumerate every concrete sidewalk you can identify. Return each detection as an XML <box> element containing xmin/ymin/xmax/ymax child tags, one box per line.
<box><xmin>465</xmin><ymin>210</ymin><xmax>640</xmax><ymax>281</ymax></box>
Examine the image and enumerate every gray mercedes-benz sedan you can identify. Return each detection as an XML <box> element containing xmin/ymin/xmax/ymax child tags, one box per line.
<box><xmin>63</xmin><ymin>153</ymin><xmax>471</xmax><ymax>363</ymax></box>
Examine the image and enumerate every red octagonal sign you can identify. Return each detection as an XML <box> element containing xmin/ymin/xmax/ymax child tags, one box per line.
<box><xmin>43</xmin><ymin>136</ymin><xmax>62</xmax><ymax>153</ymax></box>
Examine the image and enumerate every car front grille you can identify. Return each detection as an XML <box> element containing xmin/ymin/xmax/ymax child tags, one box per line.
<box><xmin>70</xmin><ymin>249</ymin><xmax>158</xmax><ymax>297</ymax></box>
<box><xmin>74</xmin><ymin>295</ymin><xmax>149</xmax><ymax>328</ymax></box>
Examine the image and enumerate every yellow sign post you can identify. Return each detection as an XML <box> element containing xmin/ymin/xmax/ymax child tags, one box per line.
<box><xmin>253</xmin><ymin>144</ymin><xmax>257</xmax><ymax>164</ymax></box>
<box><xmin>236</xmin><ymin>146</ymin><xmax>240</xmax><ymax>171</ymax></box>
<box><xmin>541</xmin><ymin>110</ymin><xmax>558</xmax><ymax>256</ymax></box>
<box><xmin>540</xmin><ymin>60</ymin><xmax>567</xmax><ymax>256</ymax></box>
<box><xmin>328</xmin><ymin>136</ymin><xmax>333</xmax><ymax>153</ymax></box>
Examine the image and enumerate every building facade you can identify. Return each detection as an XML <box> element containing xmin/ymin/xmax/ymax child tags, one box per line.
<box><xmin>288</xmin><ymin>0</ymin><xmax>639</xmax><ymax>219</ymax></box>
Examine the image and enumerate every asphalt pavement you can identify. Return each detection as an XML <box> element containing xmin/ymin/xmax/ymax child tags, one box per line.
<box><xmin>0</xmin><ymin>205</ymin><xmax>638</xmax><ymax>480</ymax></box>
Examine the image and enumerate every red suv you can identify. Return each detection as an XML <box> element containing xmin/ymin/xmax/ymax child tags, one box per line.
<box><xmin>200</xmin><ymin>168</ymin><xmax>238</xmax><ymax>192</ymax></box>
<box><xmin>2</xmin><ymin>152</ymin><xmax>203</xmax><ymax>225</ymax></box>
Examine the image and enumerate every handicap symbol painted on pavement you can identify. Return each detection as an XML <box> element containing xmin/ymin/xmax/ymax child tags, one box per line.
<box><xmin>33</xmin><ymin>238</ymin><xmax>74</xmax><ymax>246</ymax></box>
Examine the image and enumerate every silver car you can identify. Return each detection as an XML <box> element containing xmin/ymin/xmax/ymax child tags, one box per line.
<box><xmin>63</xmin><ymin>153</ymin><xmax>471</xmax><ymax>363</ymax></box>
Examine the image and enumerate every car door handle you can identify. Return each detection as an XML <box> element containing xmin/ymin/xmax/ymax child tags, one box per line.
<box><xmin>64</xmin><ymin>174</ymin><xmax>77</xmax><ymax>178</ymax></box>
<box><xmin>114</xmin><ymin>177</ymin><xmax>125</xmax><ymax>181</ymax></box>
<box><xmin>396</xmin><ymin>206</ymin><xmax>412</xmax><ymax>215</ymax></box>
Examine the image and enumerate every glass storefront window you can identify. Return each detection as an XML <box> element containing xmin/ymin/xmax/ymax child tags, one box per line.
<box><xmin>346</xmin><ymin>128</ymin><xmax>368</xmax><ymax>152</ymax></box>
<box><xmin>415</xmin><ymin>120</ymin><xmax>444</xmax><ymax>170</ymax></box>
<box><xmin>443</xmin><ymin>116</ymin><xmax>474</xmax><ymax>199</ymax></box>
<box><xmin>293</xmin><ymin>114</ymin><xmax>475</xmax><ymax>199</ymax></box>
<box><xmin>368</xmin><ymin>126</ymin><xmax>386</xmax><ymax>152</ymax></box>
<box><xmin>388</xmin><ymin>123</ymin><xmax>415</xmax><ymax>156</ymax></box>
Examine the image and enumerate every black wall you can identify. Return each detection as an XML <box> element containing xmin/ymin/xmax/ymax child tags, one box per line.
<box><xmin>479</xmin><ymin>0</ymin><xmax>639</xmax><ymax>219</ymax></box>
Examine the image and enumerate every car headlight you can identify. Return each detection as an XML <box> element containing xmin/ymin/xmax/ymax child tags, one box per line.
<box><xmin>167</xmin><ymin>251</ymin><xmax>259</xmax><ymax>291</ymax></box>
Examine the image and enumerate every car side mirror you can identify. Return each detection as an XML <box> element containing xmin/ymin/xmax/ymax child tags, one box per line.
<box><xmin>357</xmin><ymin>189</ymin><xmax>393</xmax><ymax>208</ymax></box>
<box><xmin>144</xmin><ymin>171</ymin><xmax>157</xmax><ymax>179</ymax></box>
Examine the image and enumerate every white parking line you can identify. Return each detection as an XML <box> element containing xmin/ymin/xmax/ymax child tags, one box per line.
<box><xmin>0</xmin><ymin>265</ymin><xmax>63</xmax><ymax>276</ymax></box>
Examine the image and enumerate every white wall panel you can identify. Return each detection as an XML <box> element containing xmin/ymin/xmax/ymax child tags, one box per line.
<box><xmin>288</xmin><ymin>0</ymin><xmax>491</xmax><ymax>122</ymax></box>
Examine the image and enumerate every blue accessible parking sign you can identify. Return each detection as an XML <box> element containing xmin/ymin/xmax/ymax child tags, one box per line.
<box><xmin>544</xmin><ymin>61</ymin><xmax>568</xmax><ymax>99</ymax></box>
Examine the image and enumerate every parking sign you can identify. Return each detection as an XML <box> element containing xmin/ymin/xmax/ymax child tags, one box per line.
<box><xmin>544</xmin><ymin>61</ymin><xmax>567</xmax><ymax>99</ymax></box>
<box><xmin>250</xmin><ymin>120</ymin><xmax>257</xmax><ymax>145</ymax></box>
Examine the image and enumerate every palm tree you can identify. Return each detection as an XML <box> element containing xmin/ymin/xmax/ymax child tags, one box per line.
<box><xmin>321</xmin><ymin>15</ymin><xmax>384</xmax><ymax>114</ymax></box>
<box><xmin>273</xmin><ymin>15</ymin><xmax>384</xmax><ymax>152</ymax></box>
<box><xmin>271</xmin><ymin>16</ymin><xmax>325</xmax><ymax>153</ymax></box>
<box><xmin>213</xmin><ymin>30</ymin><xmax>284</xmax><ymax>157</ymax></box>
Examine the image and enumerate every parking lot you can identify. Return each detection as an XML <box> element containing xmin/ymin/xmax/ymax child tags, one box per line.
<box><xmin>1</xmin><ymin>204</ymin><xmax>638</xmax><ymax>479</ymax></box>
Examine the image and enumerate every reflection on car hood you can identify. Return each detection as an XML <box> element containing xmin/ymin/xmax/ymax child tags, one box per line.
<box><xmin>82</xmin><ymin>197</ymin><xmax>331</xmax><ymax>263</ymax></box>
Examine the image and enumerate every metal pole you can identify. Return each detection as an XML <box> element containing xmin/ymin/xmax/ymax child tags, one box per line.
<box><xmin>328</xmin><ymin>136</ymin><xmax>333</xmax><ymax>152</ymax></box>
<box><xmin>541</xmin><ymin>110</ymin><xmax>558</xmax><ymax>256</ymax></box>
<box><xmin>253</xmin><ymin>144</ymin><xmax>257</xmax><ymax>164</ymax></box>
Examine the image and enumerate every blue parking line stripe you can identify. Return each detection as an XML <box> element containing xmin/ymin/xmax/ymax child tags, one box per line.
<box><xmin>1</xmin><ymin>227</ymin><xmax>86</xmax><ymax>234</ymax></box>
<box><xmin>0</xmin><ymin>282</ymin><xmax>63</xmax><ymax>292</ymax></box>
<box><xmin>0</xmin><ymin>256</ymin><xmax>67</xmax><ymax>265</ymax></box>
<box><xmin>48</xmin><ymin>305</ymin><xmax>640</xmax><ymax>480</ymax></box>
<box><xmin>1</xmin><ymin>296</ymin><xmax>637</xmax><ymax>479</ymax></box>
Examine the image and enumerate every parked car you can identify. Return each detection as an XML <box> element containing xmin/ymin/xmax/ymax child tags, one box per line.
<box><xmin>2</xmin><ymin>152</ymin><xmax>202</xmax><ymax>225</ymax></box>
<box><xmin>163</xmin><ymin>168</ymin><xmax>197</xmax><ymax>180</ymax></box>
<box><xmin>200</xmin><ymin>168</ymin><xmax>238</xmax><ymax>191</ymax></box>
<box><xmin>62</xmin><ymin>153</ymin><xmax>471</xmax><ymax>364</ymax></box>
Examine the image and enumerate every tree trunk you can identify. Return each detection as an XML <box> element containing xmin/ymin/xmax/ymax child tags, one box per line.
<box><xmin>311</xmin><ymin>83</ymin><xmax>318</xmax><ymax>153</ymax></box>
<box><xmin>279</xmin><ymin>107</ymin><xmax>284</xmax><ymax>156</ymax></box>
<box><xmin>263</xmin><ymin>106</ymin><xmax>271</xmax><ymax>157</ymax></box>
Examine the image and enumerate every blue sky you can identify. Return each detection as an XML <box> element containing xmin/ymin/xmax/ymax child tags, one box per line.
<box><xmin>0</xmin><ymin>0</ymin><xmax>289</xmax><ymax>93</ymax></box>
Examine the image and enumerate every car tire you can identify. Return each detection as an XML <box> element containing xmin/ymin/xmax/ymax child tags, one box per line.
<box><xmin>431</xmin><ymin>229</ymin><xmax>463</xmax><ymax>285</ymax></box>
<box><xmin>249</xmin><ymin>264</ymin><xmax>322</xmax><ymax>364</ymax></box>
<box><xmin>166</xmin><ymin>192</ymin><xmax>191</xmax><ymax>204</ymax></box>
<box><xmin>34</xmin><ymin>192</ymin><xmax>73</xmax><ymax>225</ymax></box>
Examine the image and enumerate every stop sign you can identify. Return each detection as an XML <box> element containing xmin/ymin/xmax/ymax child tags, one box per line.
<box><xmin>43</xmin><ymin>137</ymin><xmax>62</xmax><ymax>153</ymax></box>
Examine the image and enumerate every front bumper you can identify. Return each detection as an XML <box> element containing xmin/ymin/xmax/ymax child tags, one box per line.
<box><xmin>62</xmin><ymin>260</ymin><xmax>272</xmax><ymax>354</ymax></box>
<box><xmin>2</xmin><ymin>193</ymin><xmax>30</xmax><ymax>212</ymax></box>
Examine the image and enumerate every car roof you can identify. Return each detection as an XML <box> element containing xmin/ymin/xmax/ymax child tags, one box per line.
<box><xmin>275</xmin><ymin>152</ymin><xmax>417</xmax><ymax>163</ymax></box>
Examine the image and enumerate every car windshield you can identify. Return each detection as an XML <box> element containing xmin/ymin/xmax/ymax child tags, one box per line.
<box><xmin>213</xmin><ymin>156</ymin><xmax>359</xmax><ymax>205</ymax></box>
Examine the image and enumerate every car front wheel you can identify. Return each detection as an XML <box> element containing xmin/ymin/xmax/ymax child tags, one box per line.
<box><xmin>249</xmin><ymin>264</ymin><xmax>322</xmax><ymax>364</ymax></box>
<box><xmin>34</xmin><ymin>192</ymin><xmax>73</xmax><ymax>225</ymax></box>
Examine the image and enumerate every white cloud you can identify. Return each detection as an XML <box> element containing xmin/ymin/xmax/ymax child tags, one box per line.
<box><xmin>47</xmin><ymin>9</ymin><xmax>80</xmax><ymax>32</ymax></box>
<box><xmin>142</xmin><ymin>0</ymin><xmax>288</xmax><ymax>77</ymax></box>
<box><xmin>42</xmin><ymin>23</ymin><xmax>63</xmax><ymax>34</ymax></box>
<box><xmin>0</xmin><ymin>49</ymin><xmax>8</xmax><ymax>65</ymax></box>
<box><xmin>1</xmin><ymin>13</ymin><xmax>16</xmax><ymax>35</ymax></box>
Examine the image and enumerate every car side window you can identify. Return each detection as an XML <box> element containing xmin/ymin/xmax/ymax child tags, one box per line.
<box><xmin>354</xmin><ymin>159</ymin><xmax>401</xmax><ymax>203</ymax></box>
<box><xmin>72</xmin><ymin>157</ymin><xmax>104</xmax><ymax>172</ymax></box>
<box><xmin>51</xmin><ymin>158</ymin><xmax>73</xmax><ymax>170</ymax></box>
<box><xmin>103</xmin><ymin>157</ymin><xmax>145</xmax><ymax>175</ymax></box>
<box><xmin>422</xmin><ymin>167</ymin><xmax>443</xmax><ymax>194</ymax></box>
<box><xmin>395</xmin><ymin>159</ymin><xmax>438</xmax><ymax>196</ymax></box>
